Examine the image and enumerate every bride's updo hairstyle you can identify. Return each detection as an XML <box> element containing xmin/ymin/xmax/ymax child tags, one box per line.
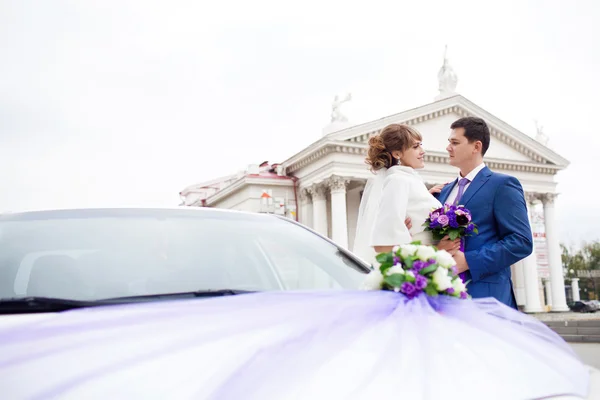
<box><xmin>365</xmin><ymin>124</ymin><xmax>422</xmax><ymax>172</ymax></box>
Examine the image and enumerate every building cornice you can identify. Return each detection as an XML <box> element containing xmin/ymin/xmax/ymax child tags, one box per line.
<box><xmin>285</xmin><ymin>141</ymin><xmax>561</xmax><ymax>176</ymax></box>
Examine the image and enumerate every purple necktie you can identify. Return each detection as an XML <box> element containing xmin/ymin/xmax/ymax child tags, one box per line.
<box><xmin>453</xmin><ymin>177</ymin><xmax>470</xmax><ymax>283</ymax></box>
<box><xmin>453</xmin><ymin>178</ymin><xmax>470</xmax><ymax>206</ymax></box>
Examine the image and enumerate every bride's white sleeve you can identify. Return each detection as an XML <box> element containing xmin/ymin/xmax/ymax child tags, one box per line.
<box><xmin>369</xmin><ymin>175</ymin><xmax>412</xmax><ymax>247</ymax></box>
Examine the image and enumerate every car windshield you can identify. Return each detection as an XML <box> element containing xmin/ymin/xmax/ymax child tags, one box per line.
<box><xmin>0</xmin><ymin>208</ymin><xmax>367</xmax><ymax>301</ymax></box>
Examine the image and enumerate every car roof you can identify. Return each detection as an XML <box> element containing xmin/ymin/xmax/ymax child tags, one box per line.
<box><xmin>0</xmin><ymin>207</ymin><xmax>284</xmax><ymax>222</ymax></box>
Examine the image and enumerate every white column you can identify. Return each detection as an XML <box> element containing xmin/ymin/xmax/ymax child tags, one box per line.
<box><xmin>571</xmin><ymin>278</ymin><xmax>581</xmax><ymax>302</ymax></box>
<box><xmin>310</xmin><ymin>184</ymin><xmax>328</xmax><ymax>237</ymax></box>
<box><xmin>541</xmin><ymin>193</ymin><xmax>569</xmax><ymax>312</ymax></box>
<box><xmin>346</xmin><ymin>184</ymin><xmax>364</xmax><ymax>253</ymax></box>
<box><xmin>544</xmin><ymin>279</ymin><xmax>553</xmax><ymax>308</ymax></box>
<box><xmin>328</xmin><ymin>175</ymin><xmax>350</xmax><ymax>249</ymax></box>
<box><xmin>522</xmin><ymin>193</ymin><xmax>544</xmax><ymax>313</ymax></box>
<box><xmin>512</xmin><ymin>261</ymin><xmax>526</xmax><ymax>307</ymax></box>
<box><xmin>298</xmin><ymin>188</ymin><xmax>312</xmax><ymax>227</ymax></box>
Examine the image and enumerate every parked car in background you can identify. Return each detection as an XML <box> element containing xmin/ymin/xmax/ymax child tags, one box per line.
<box><xmin>570</xmin><ymin>300</ymin><xmax>600</xmax><ymax>313</ymax></box>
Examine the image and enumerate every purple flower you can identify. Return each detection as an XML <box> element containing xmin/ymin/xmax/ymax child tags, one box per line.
<box><xmin>460</xmin><ymin>291</ymin><xmax>468</xmax><ymax>299</ymax></box>
<box><xmin>446</xmin><ymin>287</ymin><xmax>455</xmax><ymax>295</ymax></box>
<box><xmin>401</xmin><ymin>282</ymin><xmax>418</xmax><ymax>298</ymax></box>
<box><xmin>415</xmin><ymin>275</ymin><xmax>428</xmax><ymax>290</ymax></box>
<box><xmin>450</xmin><ymin>266</ymin><xmax>458</xmax><ymax>275</ymax></box>
<box><xmin>448</xmin><ymin>213</ymin><xmax>459</xmax><ymax>228</ymax></box>
<box><xmin>456</xmin><ymin>213</ymin><xmax>469</xmax><ymax>226</ymax></box>
<box><xmin>465</xmin><ymin>223</ymin><xmax>474</xmax><ymax>234</ymax></box>
<box><xmin>456</xmin><ymin>207</ymin><xmax>472</xmax><ymax>222</ymax></box>
<box><xmin>437</xmin><ymin>215</ymin><xmax>449</xmax><ymax>226</ymax></box>
<box><xmin>412</xmin><ymin>260</ymin><xmax>427</xmax><ymax>272</ymax></box>
<box><xmin>393</xmin><ymin>256</ymin><xmax>401</xmax><ymax>265</ymax></box>
<box><xmin>430</xmin><ymin>211</ymin><xmax>440</xmax><ymax>221</ymax></box>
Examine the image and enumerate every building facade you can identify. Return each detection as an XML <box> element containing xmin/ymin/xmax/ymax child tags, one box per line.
<box><xmin>180</xmin><ymin>56</ymin><xmax>569</xmax><ymax>313</ymax></box>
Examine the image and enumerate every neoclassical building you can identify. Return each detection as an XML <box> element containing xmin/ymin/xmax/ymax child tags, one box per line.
<box><xmin>180</xmin><ymin>54</ymin><xmax>569</xmax><ymax>313</ymax></box>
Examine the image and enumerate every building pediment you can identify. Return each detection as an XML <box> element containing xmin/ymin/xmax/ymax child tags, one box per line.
<box><xmin>282</xmin><ymin>95</ymin><xmax>568</xmax><ymax>177</ymax></box>
<box><xmin>325</xmin><ymin>95</ymin><xmax>568</xmax><ymax>168</ymax></box>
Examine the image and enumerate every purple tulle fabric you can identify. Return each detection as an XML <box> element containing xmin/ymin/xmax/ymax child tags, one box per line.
<box><xmin>0</xmin><ymin>291</ymin><xmax>591</xmax><ymax>399</ymax></box>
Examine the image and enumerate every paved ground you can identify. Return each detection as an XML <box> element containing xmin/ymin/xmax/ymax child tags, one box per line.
<box><xmin>570</xmin><ymin>343</ymin><xmax>600</xmax><ymax>369</ymax></box>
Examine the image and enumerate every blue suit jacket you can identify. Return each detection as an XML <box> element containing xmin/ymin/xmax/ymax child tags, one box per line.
<box><xmin>436</xmin><ymin>167</ymin><xmax>533</xmax><ymax>309</ymax></box>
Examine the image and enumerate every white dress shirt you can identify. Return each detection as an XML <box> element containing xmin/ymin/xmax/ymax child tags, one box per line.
<box><xmin>370</xmin><ymin>166</ymin><xmax>442</xmax><ymax>247</ymax></box>
<box><xmin>445</xmin><ymin>163</ymin><xmax>487</xmax><ymax>206</ymax></box>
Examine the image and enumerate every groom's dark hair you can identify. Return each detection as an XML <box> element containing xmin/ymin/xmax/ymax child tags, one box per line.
<box><xmin>450</xmin><ymin>117</ymin><xmax>490</xmax><ymax>156</ymax></box>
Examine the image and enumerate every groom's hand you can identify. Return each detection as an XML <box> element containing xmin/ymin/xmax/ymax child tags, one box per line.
<box><xmin>404</xmin><ymin>217</ymin><xmax>412</xmax><ymax>230</ymax></box>
<box><xmin>453</xmin><ymin>251</ymin><xmax>469</xmax><ymax>273</ymax></box>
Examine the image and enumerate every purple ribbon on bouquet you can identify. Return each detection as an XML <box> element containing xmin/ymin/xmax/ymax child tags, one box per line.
<box><xmin>459</xmin><ymin>238</ymin><xmax>467</xmax><ymax>283</ymax></box>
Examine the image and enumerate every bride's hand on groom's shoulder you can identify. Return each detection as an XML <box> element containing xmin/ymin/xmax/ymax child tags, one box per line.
<box><xmin>428</xmin><ymin>184</ymin><xmax>445</xmax><ymax>195</ymax></box>
<box><xmin>437</xmin><ymin>236</ymin><xmax>461</xmax><ymax>255</ymax></box>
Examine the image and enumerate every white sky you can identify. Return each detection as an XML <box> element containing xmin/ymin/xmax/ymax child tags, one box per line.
<box><xmin>1</xmin><ymin>0</ymin><xmax>598</xmax><ymax>247</ymax></box>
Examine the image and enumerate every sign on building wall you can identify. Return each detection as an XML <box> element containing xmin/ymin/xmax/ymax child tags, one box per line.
<box><xmin>260</xmin><ymin>190</ymin><xmax>288</xmax><ymax>216</ymax></box>
<box><xmin>273</xmin><ymin>197</ymin><xmax>285</xmax><ymax>215</ymax></box>
<box><xmin>531</xmin><ymin>205</ymin><xmax>550</xmax><ymax>278</ymax></box>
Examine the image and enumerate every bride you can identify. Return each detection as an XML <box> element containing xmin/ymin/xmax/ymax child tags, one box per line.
<box><xmin>354</xmin><ymin>123</ymin><xmax>459</xmax><ymax>265</ymax></box>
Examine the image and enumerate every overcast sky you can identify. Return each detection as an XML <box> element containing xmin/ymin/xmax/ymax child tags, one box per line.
<box><xmin>1</xmin><ymin>0</ymin><xmax>598</xmax><ymax>247</ymax></box>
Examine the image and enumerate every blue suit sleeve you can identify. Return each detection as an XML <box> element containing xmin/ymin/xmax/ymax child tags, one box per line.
<box><xmin>465</xmin><ymin>177</ymin><xmax>533</xmax><ymax>281</ymax></box>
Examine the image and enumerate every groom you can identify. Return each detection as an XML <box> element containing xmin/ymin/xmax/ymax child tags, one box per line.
<box><xmin>435</xmin><ymin>117</ymin><xmax>533</xmax><ymax>309</ymax></box>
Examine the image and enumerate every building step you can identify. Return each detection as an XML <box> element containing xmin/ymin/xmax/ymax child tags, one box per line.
<box><xmin>541</xmin><ymin>320</ymin><xmax>600</xmax><ymax>343</ymax></box>
<box><xmin>544</xmin><ymin>320</ymin><xmax>600</xmax><ymax>328</ymax></box>
<box><xmin>556</xmin><ymin>334</ymin><xmax>600</xmax><ymax>343</ymax></box>
<box><xmin>551</xmin><ymin>326</ymin><xmax>600</xmax><ymax>335</ymax></box>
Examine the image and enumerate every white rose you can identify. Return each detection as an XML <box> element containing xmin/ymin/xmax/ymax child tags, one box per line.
<box><xmin>385</xmin><ymin>265</ymin><xmax>405</xmax><ymax>276</ymax></box>
<box><xmin>361</xmin><ymin>269</ymin><xmax>384</xmax><ymax>290</ymax></box>
<box><xmin>432</xmin><ymin>267</ymin><xmax>452</xmax><ymax>291</ymax></box>
<box><xmin>400</xmin><ymin>244</ymin><xmax>418</xmax><ymax>258</ymax></box>
<box><xmin>416</xmin><ymin>245</ymin><xmax>437</xmax><ymax>261</ymax></box>
<box><xmin>451</xmin><ymin>277</ymin><xmax>467</xmax><ymax>294</ymax></box>
<box><xmin>435</xmin><ymin>250</ymin><xmax>456</xmax><ymax>268</ymax></box>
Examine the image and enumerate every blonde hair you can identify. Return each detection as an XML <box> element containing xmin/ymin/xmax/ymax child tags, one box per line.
<box><xmin>365</xmin><ymin>124</ymin><xmax>422</xmax><ymax>172</ymax></box>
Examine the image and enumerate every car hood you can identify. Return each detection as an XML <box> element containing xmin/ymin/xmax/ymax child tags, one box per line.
<box><xmin>0</xmin><ymin>312</ymin><xmax>57</xmax><ymax>329</ymax></box>
<box><xmin>0</xmin><ymin>296</ymin><xmax>292</xmax><ymax>399</ymax></box>
<box><xmin>0</xmin><ymin>293</ymin><xmax>597</xmax><ymax>400</ymax></box>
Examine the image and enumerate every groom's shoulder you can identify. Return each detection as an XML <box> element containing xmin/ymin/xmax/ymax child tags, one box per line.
<box><xmin>488</xmin><ymin>170</ymin><xmax>524</xmax><ymax>188</ymax></box>
<box><xmin>488</xmin><ymin>170</ymin><xmax>519</xmax><ymax>182</ymax></box>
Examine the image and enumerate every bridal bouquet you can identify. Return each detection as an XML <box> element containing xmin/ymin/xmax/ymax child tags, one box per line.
<box><xmin>422</xmin><ymin>204</ymin><xmax>477</xmax><ymax>242</ymax></box>
<box><xmin>361</xmin><ymin>242</ymin><xmax>469</xmax><ymax>300</ymax></box>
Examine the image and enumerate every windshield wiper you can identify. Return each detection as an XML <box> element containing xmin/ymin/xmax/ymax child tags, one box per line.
<box><xmin>0</xmin><ymin>290</ymin><xmax>254</xmax><ymax>314</ymax></box>
<box><xmin>97</xmin><ymin>289</ymin><xmax>254</xmax><ymax>304</ymax></box>
<box><xmin>0</xmin><ymin>297</ymin><xmax>99</xmax><ymax>314</ymax></box>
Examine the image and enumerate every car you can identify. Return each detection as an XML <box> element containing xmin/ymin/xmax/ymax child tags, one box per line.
<box><xmin>569</xmin><ymin>300</ymin><xmax>600</xmax><ymax>313</ymax></box>
<box><xmin>1</xmin><ymin>208</ymin><xmax>598</xmax><ymax>399</ymax></box>
<box><xmin>0</xmin><ymin>207</ymin><xmax>369</xmax><ymax>312</ymax></box>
